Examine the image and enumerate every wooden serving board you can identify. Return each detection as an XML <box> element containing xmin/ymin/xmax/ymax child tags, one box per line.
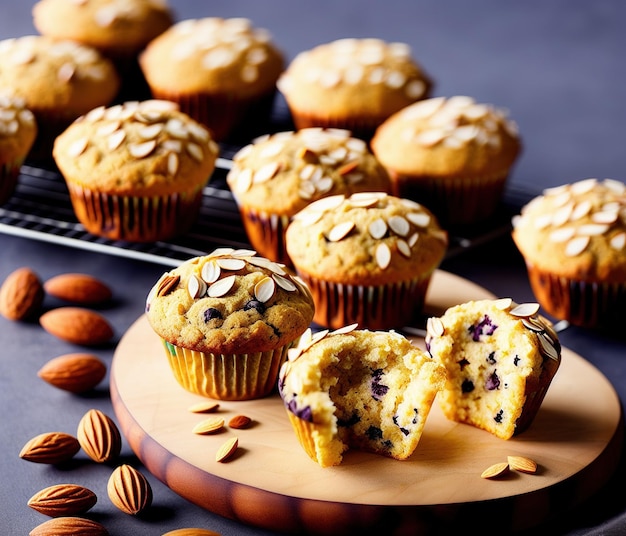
<box><xmin>110</xmin><ymin>271</ymin><xmax>623</xmax><ymax>535</ymax></box>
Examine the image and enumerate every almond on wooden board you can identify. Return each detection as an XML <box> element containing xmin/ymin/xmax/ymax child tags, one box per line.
<box><xmin>19</xmin><ymin>432</ymin><xmax>80</xmax><ymax>464</ymax></box>
<box><xmin>38</xmin><ymin>353</ymin><xmax>107</xmax><ymax>393</ymax></box>
<box><xmin>0</xmin><ymin>266</ymin><xmax>44</xmax><ymax>321</ymax></box>
<box><xmin>77</xmin><ymin>409</ymin><xmax>121</xmax><ymax>463</ymax></box>
<box><xmin>107</xmin><ymin>464</ymin><xmax>152</xmax><ymax>515</ymax></box>
<box><xmin>44</xmin><ymin>273</ymin><xmax>112</xmax><ymax>304</ymax></box>
<box><xmin>29</xmin><ymin>516</ymin><xmax>109</xmax><ymax>536</ymax></box>
<box><xmin>40</xmin><ymin>307</ymin><xmax>114</xmax><ymax>346</ymax></box>
<box><xmin>28</xmin><ymin>483</ymin><xmax>97</xmax><ymax>517</ymax></box>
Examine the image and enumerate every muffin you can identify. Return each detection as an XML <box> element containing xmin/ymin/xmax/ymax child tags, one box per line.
<box><xmin>0</xmin><ymin>35</ymin><xmax>119</xmax><ymax>159</ymax></box>
<box><xmin>32</xmin><ymin>0</ymin><xmax>173</xmax><ymax>100</ymax></box>
<box><xmin>0</xmin><ymin>95</ymin><xmax>37</xmax><ymax>205</ymax></box>
<box><xmin>139</xmin><ymin>17</ymin><xmax>284</xmax><ymax>141</ymax></box>
<box><xmin>278</xmin><ymin>326</ymin><xmax>447</xmax><ymax>467</ymax></box>
<box><xmin>53</xmin><ymin>99</ymin><xmax>219</xmax><ymax>242</ymax></box>
<box><xmin>145</xmin><ymin>248</ymin><xmax>315</xmax><ymax>400</ymax></box>
<box><xmin>371</xmin><ymin>95</ymin><xmax>521</xmax><ymax>226</ymax></box>
<box><xmin>512</xmin><ymin>177</ymin><xmax>626</xmax><ymax>329</ymax></box>
<box><xmin>277</xmin><ymin>38</ymin><xmax>432</xmax><ymax>140</ymax></box>
<box><xmin>226</xmin><ymin>128</ymin><xmax>391</xmax><ymax>265</ymax></box>
<box><xmin>285</xmin><ymin>192</ymin><xmax>448</xmax><ymax>330</ymax></box>
<box><xmin>425</xmin><ymin>298</ymin><xmax>561</xmax><ymax>440</ymax></box>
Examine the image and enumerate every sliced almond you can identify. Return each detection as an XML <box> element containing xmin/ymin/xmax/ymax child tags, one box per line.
<box><xmin>187</xmin><ymin>401</ymin><xmax>220</xmax><ymax>414</ymax></box>
<box><xmin>207</xmin><ymin>275</ymin><xmax>236</xmax><ymax>298</ymax></box>
<box><xmin>129</xmin><ymin>140</ymin><xmax>156</xmax><ymax>158</ymax></box>
<box><xmin>216</xmin><ymin>437</ymin><xmax>238</xmax><ymax>462</ymax></box>
<box><xmin>507</xmin><ymin>455</ymin><xmax>538</xmax><ymax>474</ymax></box>
<box><xmin>254</xmin><ymin>276</ymin><xmax>275</xmax><ymax>303</ymax></box>
<box><xmin>192</xmin><ymin>417</ymin><xmax>224</xmax><ymax>435</ymax></box>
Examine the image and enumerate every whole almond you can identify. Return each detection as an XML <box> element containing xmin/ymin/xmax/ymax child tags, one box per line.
<box><xmin>192</xmin><ymin>417</ymin><xmax>224</xmax><ymax>435</ymax></box>
<box><xmin>187</xmin><ymin>401</ymin><xmax>220</xmax><ymax>414</ymax></box>
<box><xmin>40</xmin><ymin>307</ymin><xmax>114</xmax><ymax>346</ymax></box>
<box><xmin>0</xmin><ymin>267</ymin><xmax>44</xmax><ymax>321</ymax></box>
<box><xmin>28</xmin><ymin>483</ymin><xmax>97</xmax><ymax>517</ymax></box>
<box><xmin>44</xmin><ymin>273</ymin><xmax>112</xmax><ymax>304</ymax></box>
<box><xmin>38</xmin><ymin>353</ymin><xmax>107</xmax><ymax>393</ymax></box>
<box><xmin>19</xmin><ymin>432</ymin><xmax>80</xmax><ymax>464</ymax></box>
<box><xmin>507</xmin><ymin>455</ymin><xmax>538</xmax><ymax>474</ymax></box>
<box><xmin>215</xmin><ymin>437</ymin><xmax>238</xmax><ymax>463</ymax></box>
<box><xmin>77</xmin><ymin>409</ymin><xmax>121</xmax><ymax>463</ymax></box>
<box><xmin>162</xmin><ymin>529</ymin><xmax>222</xmax><ymax>536</ymax></box>
<box><xmin>107</xmin><ymin>464</ymin><xmax>152</xmax><ymax>515</ymax></box>
<box><xmin>29</xmin><ymin>516</ymin><xmax>108</xmax><ymax>536</ymax></box>
<box><xmin>228</xmin><ymin>415</ymin><xmax>252</xmax><ymax>429</ymax></box>
<box><xmin>480</xmin><ymin>461</ymin><xmax>510</xmax><ymax>479</ymax></box>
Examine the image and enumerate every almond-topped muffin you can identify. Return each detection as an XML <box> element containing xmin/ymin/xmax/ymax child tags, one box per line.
<box><xmin>0</xmin><ymin>35</ymin><xmax>119</xmax><ymax>158</ymax></box>
<box><xmin>146</xmin><ymin>248</ymin><xmax>315</xmax><ymax>400</ymax></box>
<box><xmin>285</xmin><ymin>192</ymin><xmax>448</xmax><ymax>330</ymax></box>
<box><xmin>277</xmin><ymin>38</ymin><xmax>433</xmax><ymax>140</ymax></box>
<box><xmin>139</xmin><ymin>17</ymin><xmax>284</xmax><ymax>141</ymax></box>
<box><xmin>371</xmin><ymin>95</ymin><xmax>521</xmax><ymax>226</ymax></box>
<box><xmin>279</xmin><ymin>326</ymin><xmax>446</xmax><ymax>467</ymax></box>
<box><xmin>0</xmin><ymin>95</ymin><xmax>37</xmax><ymax>205</ymax></box>
<box><xmin>53</xmin><ymin>99</ymin><xmax>219</xmax><ymax>242</ymax></box>
<box><xmin>512</xmin><ymin>177</ymin><xmax>626</xmax><ymax>329</ymax></box>
<box><xmin>425</xmin><ymin>298</ymin><xmax>561</xmax><ymax>440</ymax></box>
<box><xmin>226</xmin><ymin>128</ymin><xmax>391</xmax><ymax>265</ymax></box>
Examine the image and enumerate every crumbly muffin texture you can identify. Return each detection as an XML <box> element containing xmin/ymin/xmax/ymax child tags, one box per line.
<box><xmin>32</xmin><ymin>0</ymin><xmax>173</xmax><ymax>57</ymax></box>
<box><xmin>512</xmin><ymin>178</ymin><xmax>626</xmax><ymax>282</ymax></box>
<box><xmin>0</xmin><ymin>95</ymin><xmax>37</xmax><ymax>161</ymax></box>
<box><xmin>286</xmin><ymin>192</ymin><xmax>448</xmax><ymax>285</ymax></box>
<box><xmin>139</xmin><ymin>17</ymin><xmax>284</xmax><ymax>97</ymax></box>
<box><xmin>0</xmin><ymin>36</ymin><xmax>119</xmax><ymax>118</ymax></box>
<box><xmin>279</xmin><ymin>326</ymin><xmax>447</xmax><ymax>467</ymax></box>
<box><xmin>146</xmin><ymin>248</ymin><xmax>315</xmax><ymax>355</ymax></box>
<box><xmin>277</xmin><ymin>38</ymin><xmax>432</xmax><ymax>121</ymax></box>
<box><xmin>371</xmin><ymin>95</ymin><xmax>521</xmax><ymax>178</ymax></box>
<box><xmin>227</xmin><ymin>128</ymin><xmax>391</xmax><ymax>215</ymax></box>
<box><xmin>53</xmin><ymin>99</ymin><xmax>219</xmax><ymax>195</ymax></box>
<box><xmin>425</xmin><ymin>299</ymin><xmax>561</xmax><ymax>440</ymax></box>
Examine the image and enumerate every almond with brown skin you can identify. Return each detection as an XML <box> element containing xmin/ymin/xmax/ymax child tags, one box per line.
<box><xmin>28</xmin><ymin>483</ymin><xmax>97</xmax><ymax>517</ymax></box>
<box><xmin>44</xmin><ymin>273</ymin><xmax>112</xmax><ymax>305</ymax></box>
<box><xmin>0</xmin><ymin>267</ymin><xmax>44</xmax><ymax>321</ymax></box>
<box><xmin>162</xmin><ymin>529</ymin><xmax>222</xmax><ymax>536</ymax></box>
<box><xmin>77</xmin><ymin>409</ymin><xmax>121</xmax><ymax>463</ymax></box>
<box><xmin>38</xmin><ymin>353</ymin><xmax>107</xmax><ymax>393</ymax></box>
<box><xmin>19</xmin><ymin>432</ymin><xmax>80</xmax><ymax>464</ymax></box>
<box><xmin>228</xmin><ymin>415</ymin><xmax>252</xmax><ymax>429</ymax></box>
<box><xmin>29</xmin><ymin>516</ymin><xmax>108</xmax><ymax>536</ymax></box>
<box><xmin>40</xmin><ymin>307</ymin><xmax>114</xmax><ymax>346</ymax></box>
<box><xmin>107</xmin><ymin>464</ymin><xmax>153</xmax><ymax>515</ymax></box>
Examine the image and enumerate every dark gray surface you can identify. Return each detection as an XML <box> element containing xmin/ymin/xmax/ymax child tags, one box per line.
<box><xmin>1</xmin><ymin>1</ymin><xmax>625</xmax><ymax>535</ymax></box>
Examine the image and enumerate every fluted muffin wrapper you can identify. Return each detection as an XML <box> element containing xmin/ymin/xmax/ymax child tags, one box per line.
<box><xmin>524</xmin><ymin>261</ymin><xmax>626</xmax><ymax>329</ymax></box>
<box><xmin>66</xmin><ymin>183</ymin><xmax>203</xmax><ymax>242</ymax></box>
<box><xmin>288</xmin><ymin>110</ymin><xmax>385</xmax><ymax>142</ymax></box>
<box><xmin>237</xmin><ymin>206</ymin><xmax>292</xmax><ymax>266</ymax></box>
<box><xmin>284</xmin><ymin>411</ymin><xmax>343</xmax><ymax>468</ymax></box>
<box><xmin>0</xmin><ymin>159</ymin><xmax>24</xmax><ymax>205</ymax></box>
<box><xmin>161</xmin><ymin>339</ymin><xmax>294</xmax><ymax>401</ymax></box>
<box><xmin>387</xmin><ymin>169</ymin><xmax>509</xmax><ymax>227</ymax></box>
<box><xmin>296</xmin><ymin>270</ymin><xmax>433</xmax><ymax>330</ymax></box>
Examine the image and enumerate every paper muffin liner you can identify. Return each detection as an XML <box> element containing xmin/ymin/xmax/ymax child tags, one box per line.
<box><xmin>296</xmin><ymin>270</ymin><xmax>433</xmax><ymax>330</ymax></box>
<box><xmin>524</xmin><ymin>262</ymin><xmax>626</xmax><ymax>329</ymax></box>
<box><xmin>161</xmin><ymin>339</ymin><xmax>293</xmax><ymax>401</ymax></box>
<box><xmin>0</xmin><ymin>159</ymin><xmax>23</xmax><ymax>205</ymax></box>
<box><xmin>66</xmin><ymin>183</ymin><xmax>203</xmax><ymax>242</ymax></box>
<box><xmin>387</xmin><ymin>169</ymin><xmax>509</xmax><ymax>227</ymax></box>
<box><xmin>147</xmin><ymin>87</ymin><xmax>276</xmax><ymax>142</ymax></box>
<box><xmin>284</xmin><ymin>411</ymin><xmax>326</xmax><ymax>465</ymax></box>
<box><xmin>237</xmin><ymin>206</ymin><xmax>292</xmax><ymax>266</ymax></box>
<box><xmin>288</xmin><ymin>110</ymin><xmax>384</xmax><ymax>142</ymax></box>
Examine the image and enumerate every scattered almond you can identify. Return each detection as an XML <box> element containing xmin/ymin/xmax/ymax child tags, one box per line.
<box><xmin>0</xmin><ymin>266</ymin><xmax>44</xmax><ymax>320</ymax></box>
<box><xmin>187</xmin><ymin>401</ymin><xmax>220</xmax><ymax>414</ymax></box>
<box><xmin>508</xmin><ymin>455</ymin><xmax>538</xmax><ymax>474</ymax></box>
<box><xmin>162</xmin><ymin>529</ymin><xmax>222</xmax><ymax>536</ymax></box>
<box><xmin>228</xmin><ymin>415</ymin><xmax>252</xmax><ymax>429</ymax></box>
<box><xmin>215</xmin><ymin>437</ymin><xmax>238</xmax><ymax>463</ymax></box>
<box><xmin>38</xmin><ymin>353</ymin><xmax>107</xmax><ymax>393</ymax></box>
<box><xmin>19</xmin><ymin>432</ymin><xmax>80</xmax><ymax>464</ymax></box>
<box><xmin>44</xmin><ymin>273</ymin><xmax>112</xmax><ymax>304</ymax></box>
<box><xmin>192</xmin><ymin>417</ymin><xmax>224</xmax><ymax>435</ymax></box>
<box><xmin>29</xmin><ymin>516</ymin><xmax>108</xmax><ymax>536</ymax></box>
<box><xmin>28</xmin><ymin>483</ymin><xmax>97</xmax><ymax>517</ymax></box>
<box><xmin>77</xmin><ymin>409</ymin><xmax>121</xmax><ymax>463</ymax></box>
<box><xmin>40</xmin><ymin>307</ymin><xmax>114</xmax><ymax>346</ymax></box>
<box><xmin>107</xmin><ymin>464</ymin><xmax>152</xmax><ymax>515</ymax></box>
<box><xmin>480</xmin><ymin>462</ymin><xmax>510</xmax><ymax>479</ymax></box>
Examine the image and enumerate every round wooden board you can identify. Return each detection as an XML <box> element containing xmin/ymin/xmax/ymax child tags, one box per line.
<box><xmin>111</xmin><ymin>270</ymin><xmax>623</xmax><ymax>535</ymax></box>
